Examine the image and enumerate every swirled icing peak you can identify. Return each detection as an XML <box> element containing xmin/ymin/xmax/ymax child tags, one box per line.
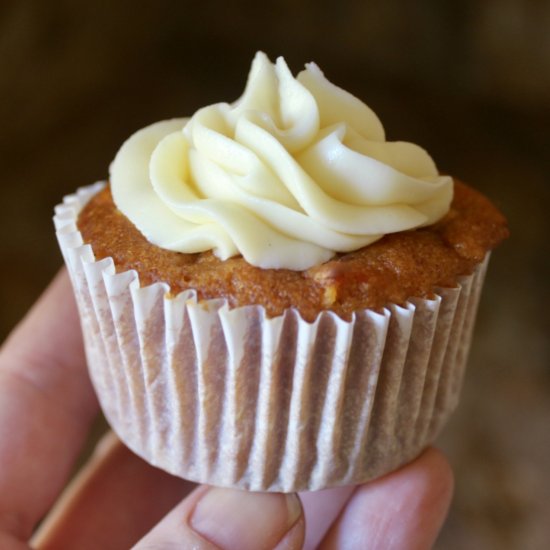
<box><xmin>110</xmin><ymin>51</ymin><xmax>453</xmax><ymax>270</ymax></box>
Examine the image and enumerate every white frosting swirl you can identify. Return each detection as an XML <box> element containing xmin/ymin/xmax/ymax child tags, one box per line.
<box><xmin>110</xmin><ymin>52</ymin><xmax>452</xmax><ymax>270</ymax></box>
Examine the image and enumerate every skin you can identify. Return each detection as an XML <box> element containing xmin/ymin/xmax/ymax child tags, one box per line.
<box><xmin>0</xmin><ymin>269</ymin><xmax>454</xmax><ymax>549</ymax></box>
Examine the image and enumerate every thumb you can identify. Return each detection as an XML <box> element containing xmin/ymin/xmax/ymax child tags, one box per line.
<box><xmin>133</xmin><ymin>485</ymin><xmax>304</xmax><ymax>550</ymax></box>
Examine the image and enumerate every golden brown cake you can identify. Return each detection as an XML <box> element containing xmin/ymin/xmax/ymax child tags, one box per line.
<box><xmin>77</xmin><ymin>180</ymin><xmax>508</xmax><ymax>321</ymax></box>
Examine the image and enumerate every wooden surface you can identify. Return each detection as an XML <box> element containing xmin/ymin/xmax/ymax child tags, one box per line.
<box><xmin>1</xmin><ymin>2</ymin><xmax>549</xmax><ymax>548</ymax></box>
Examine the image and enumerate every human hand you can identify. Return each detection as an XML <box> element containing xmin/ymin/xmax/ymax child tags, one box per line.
<box><xmin>0</xmin><ymin>270</ymin><xmax>453</xmax><ymax>549</ymax></box>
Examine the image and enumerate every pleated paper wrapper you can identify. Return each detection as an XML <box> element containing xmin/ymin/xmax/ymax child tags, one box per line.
<box><xmin>54</xmin><ymin>183</ymin><xmax>490</xmax><ymax>492</ymax></box>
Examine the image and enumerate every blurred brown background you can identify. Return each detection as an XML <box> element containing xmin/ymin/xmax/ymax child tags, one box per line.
<box><xmin>1</xmin><ymin>1</ymin><xmax>549</xmax><ymax>548</ymax></box>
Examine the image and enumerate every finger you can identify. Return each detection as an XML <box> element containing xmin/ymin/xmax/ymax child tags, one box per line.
<box><xmin>299</xmin><ymin>485</ymin><xmax>355</xmax><ymax>549</ymax></box>
<box><xmin>0</xmin><ymin>269</ymin><xmax>99</xmax><ymax>540</ymax></box>
<box><xmin>33</xmin><ymin>432</ymin><xmax>195</xmax><ymax>550</ymax></box>
<box><xmin>135</xmin><ymin>485</ymin><xmax>305</xmax><ymax>550</ymax></box>
<box><xmin>319</xmin><ymin>448</ymin><xmax>454</xmax><ymax>550</ymax></box>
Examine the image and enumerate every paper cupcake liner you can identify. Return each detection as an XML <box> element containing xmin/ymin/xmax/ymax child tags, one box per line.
<box><xmin>54</xmin><ymin>183</ymin><xmax>490</xmax><ymax>492</ymax></box>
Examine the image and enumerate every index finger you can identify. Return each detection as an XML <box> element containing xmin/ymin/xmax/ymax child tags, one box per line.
<box><xmin>319</xmin><ymin>448</ymin><xmax>454</xmax><ymax>549</ymax></box>
<box><xmin>0</xmin><ymin>269</ymin><xmax>99</xmax><ymax>541</ymax></box>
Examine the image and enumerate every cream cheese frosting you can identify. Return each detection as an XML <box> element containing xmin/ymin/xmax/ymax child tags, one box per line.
<box><xmin>110</xmin><ymin>51</ymin><xmax>453</xmax><ymax>270</ymax></box>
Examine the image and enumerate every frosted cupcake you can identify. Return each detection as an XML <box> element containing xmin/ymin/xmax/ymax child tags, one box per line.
<box><xmin>54</xmin><ymin>52</ymin><xmax>508</xmax><ymax>491</ymax></box>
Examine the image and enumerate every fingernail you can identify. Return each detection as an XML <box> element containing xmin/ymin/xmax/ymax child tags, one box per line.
<box><xmin>190</xmin><ymin>486</ymin><xmax>301</xmax><ymax>550</ymax></box>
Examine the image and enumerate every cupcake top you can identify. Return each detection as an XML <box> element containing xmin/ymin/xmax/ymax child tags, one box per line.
<box><xmin>110</xmin><ymin>51</ymin><xmax>452</xmax><ymax>270</ymax></box>
<box><xmin>78</xmin><ymin>52</ymin><xmax>508</xmax><ymax>321</ymax></box>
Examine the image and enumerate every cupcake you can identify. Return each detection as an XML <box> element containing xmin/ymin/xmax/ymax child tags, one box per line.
<box><xmin>54</xmin><ymin>52</ymin><xmax>508</xmax><ymax>492</ymax></box>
